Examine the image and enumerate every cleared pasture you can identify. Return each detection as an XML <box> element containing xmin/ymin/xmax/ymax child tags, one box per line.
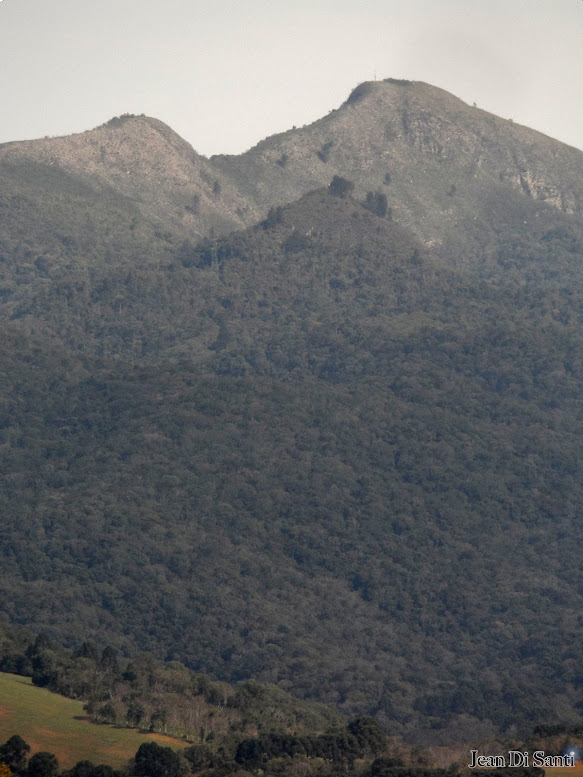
<box><xmin>0</xmin><ymin>672</ymin><xmax>189</xmax><ymax>768</ymax></box>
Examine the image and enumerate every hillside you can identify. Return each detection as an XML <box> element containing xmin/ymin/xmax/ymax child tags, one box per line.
<box><xmin>212</xmin><ymin>79</ymin><xmax>583</xmax><ymax>265</ymax></box>
<box><xmin>2</xmin><ymin>83</ymin><xmax>583</xmax><ymax>744</ymax></box>
<box><xmin>0</xmin><ymin>114</ymin><xmax>257</xmax><ymax>239</ymax></box>
<box><xmin>0</xmin><ymin>672</ymin><xmax>189</xmax><ymax>768</ymax></box>
<box><xmin>3</xmin><ymin>78</ymin><xmax>583</xmax><ymax>261</ymax></box>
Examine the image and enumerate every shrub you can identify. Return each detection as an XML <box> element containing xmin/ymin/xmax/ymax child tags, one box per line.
<box><xmin>364</xmin><ymin>191</ymin><xmax>388</xmax><ymax>218</ymax></box>
<box><xmin>329</xmin><ymin>176</ymin><xmax>354</xmax><ymax>198</ymax></box>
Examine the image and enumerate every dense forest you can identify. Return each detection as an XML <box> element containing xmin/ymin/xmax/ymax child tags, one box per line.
<box><xmin>0</xmin><ymin>627</ymin><xmax>574</xmax><ymax>777</ymax></box>
<box><xmin>0</xmin><ymin>729</ymin><xmax>452</xmax><ymax>777</ymax></box>
<box><xmin>3</xmin><ymin>81</ymin><xmax>583</xmax><ymax>743</ymax></box>
<box><xmin>0</xmin><ymin>627</ymin><xmax>452</xmax><ymax>777</ymax></box>
<box><xmin>0</xmin><ymin>626</ymin><xmax>343</xmax><ymax>739</ymax></box>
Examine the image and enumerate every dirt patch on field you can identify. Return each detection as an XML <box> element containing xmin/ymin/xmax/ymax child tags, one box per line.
<box><xmin>102</xmin><ymin>742</ymin><xmax>137</xmax><ymax>760</ymax></box>
<box><xmin>148</xmin><ymin>733</ymin><xmax>189</xmax><ymax>748</ymax></box>
<box><xmin>103</xmin><ymin>734</ymin><xmax>190</xmax><ymax>760</ymax></box>
<box><xmin>103</xmin><ymin>733</ymin><xmax>188</xmax><ymax>761</ymax></box>
<box><xmin>0</xmin><ymin>707</ymin><xmax>8</xmax><ymax>717</ymax></box>
<box><xmin>24</xmin><ymin>737</ymin><xmax>76</xmax><ymax>767</ymax></box>
<box><xmin>35</xmin><ymin>727</ymin><xmax>61</xmax><ymax>739</ymax></box>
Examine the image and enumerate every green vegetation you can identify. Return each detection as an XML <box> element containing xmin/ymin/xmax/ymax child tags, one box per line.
<box><xmin>0</xmin><ymin>675</ymin><xmax>452</xmax><ymax>777</ymax></box>
<box><xmin>0</xmin><ymin>727</ymin><xmax>461</xmax><ymax>777</ymax></box>
<box><xmin>2</xmin><ymin>186</ymin><xmax>583</xmax><ymax>738</ymax></box>
<box><xmin>363</xmin><ymin>191</ymin><xmax>388</xmax><ymax>217</ymax></box>
<box><xmin>328</xmin><ymin>175</ymin><xmax>354</xmax><ymax>198</ymax></box>
<box><xmin>3</xmin><ymin>81</ymin><xmax>583</xmax><ymax>744</ymax></box>
<box><xmin>0</xmin><ymin>674</ymin><xmax>188</xmax><ymax>768</ymax></box>
<box><xmin>0</xmin><ymin>631</ymin><xmax>343</xmax><ymax>742</ymax></box>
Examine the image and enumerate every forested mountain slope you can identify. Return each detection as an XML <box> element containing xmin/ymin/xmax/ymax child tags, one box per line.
<box><xmin>2</xmin><ymin>83</ymin><xmax>583</xmax><ymax>744</ymax></box>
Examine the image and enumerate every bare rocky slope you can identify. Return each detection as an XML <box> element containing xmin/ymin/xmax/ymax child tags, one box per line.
<box><xmin>0</xmin><ymin>114</ymin><xmax>256</xmax><ymax>238</ymax></box>
<box><xmin>213</xmin><ymin>79</ymin><xmax>583</xmax><ymax>257</ymax></box>
<box><xmin>3</xmin><ymin>78</ymin><xmax>583</xmax><ymax>259</ymax></box>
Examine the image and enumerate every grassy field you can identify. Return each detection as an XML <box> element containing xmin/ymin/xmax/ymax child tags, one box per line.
<box><xmin>545</xmin><ymin>767</ymin><xmax>583</xmax><ymax>777</ymax></box>
<box><xmin>0</xmin><ymin>672</ymin><xmax>189</xmax><ymax>768</ymax></box>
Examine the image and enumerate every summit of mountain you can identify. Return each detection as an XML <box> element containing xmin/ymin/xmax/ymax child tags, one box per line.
<box><xmin>213</xmin><ymin>78</ymin><xmax>583</xmax><ymax>262</ymax></box>
<box><xmin>3</xmin><ymin>79</ymin><xmax>583</xmax><ymax>258</ymax></box>
<box><xmin>0</xmin><ymin>113</ymin><xmax>257</xmax><ymax>238</ymax></box>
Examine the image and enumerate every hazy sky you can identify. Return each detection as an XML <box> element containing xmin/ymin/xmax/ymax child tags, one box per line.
<box><xmin>1</xmin><ymin>0</ymin><xmax>582</xmax><ymax>156</ymax></box>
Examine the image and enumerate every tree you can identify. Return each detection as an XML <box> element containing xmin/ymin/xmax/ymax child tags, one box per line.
<box><xmin>183</xmin><ymin>745</ymin><xmax>213</xmax><ymax>772</ymax></box>
<box><xmin>64</xmin><ymin>762</ymin><xmax>119</xmax><ymax>777</ymax></box>
<box><xmin>66</xmin><ymin>761</ymin><xmax>95</xmax><ymax>777</ymax></box>
<box><xmin>149</xmin><ymin>708</ymin><xmax>168</xmax><ymax>732</ymax></box>
<box><xmin>317</xmin><ymin>141</ymin><xmax>333</xmax><ymax>163</ymax></box>
<box><xmin>177</xmin><ymin>239</ymin><xmax>197</xmax><ymax>268</ymax></box>
<box><xmin>133</xmin><ymin>743</ymin><xmax>185</xmax><ymax>777</ymax></box>
<box><xmin>347</xmin><ymin>716</ymin><xmax>387</xmax><ymax>756</ymax></box>
<box><xmin>97</xmin><ymin>702</ymin><xmax>118</xmax><ymax>724</ymax></box>
<box><xmin>25</xmin><ymin>753</ymin><xmax>58</xmax><ymax>777</ymax></box>
<box><xmin>364</xmin><ymin>191</ymin><xmax>388</xmax><ymax>218</ymax></box>
<box><xmin>31</xmin><ymin>651</ymin><xmax>58</xmax><ymax>688</ymax></box>
<box><xmin>74</xmin><ymin>642</ymin><xmax>99</xmax><ymax>661</ymax></box>
<box><xmin>100</xmin><ymin>646</ymin><xmax>119</xmax><ymax>671</ymax></box>
<box><xmin>90</xmin><ymin>766</ymin><xmax>116</xmax><ymax>777</ymax></box>
<box><xmin>126</xmin><ymin>701</ymin><xmax>146</xmax><ymax>728</ymax></box>
<box><xmin>329</xmin><ymin>176</ymin><xmax>354</xmax><ymax>198</ymax></box>
<box><xmin>0</xmin><ymin>736</ymin><xmax>31</xmax><ymax>772</ymax></box>
<box><xmin>235</xmin><ymin>740</ymin><xmax>265</xmax><ymax>770</ymax></box>
<box><xmin>261</xmin><ymin>207</ymin><xmax>283</xmax><ymax>230</ymax></box>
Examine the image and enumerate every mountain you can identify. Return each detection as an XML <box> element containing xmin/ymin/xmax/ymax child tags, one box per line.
<box><xmin>0</xmin><ymin>113</ymin><xmax>257</xmax><ymax>239</ymax></box>
<box><xmin>4</xmin><ymin>78</ymin><xmax>583</xmax><ymax>257</ymax></box>
<box><xmin>2</xmin><ymin>81</ymin><xmax>583</xmax><ymax>745</ymax></box>
<box><xmin>213</xmin><ymin>79</ymin><xmax>583</xmax><ymax>264</ymax></box>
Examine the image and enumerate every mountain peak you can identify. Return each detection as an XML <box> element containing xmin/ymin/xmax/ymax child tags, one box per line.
<box><xmin>208</xmin><ymin>78</ymin><xmax>583</xmax><ymax>260</ymax></box>
<box><xmin>2</xmin><ymin>79</ymin><xmax>583</xmax><ymax>253</ymax></box>
<box><xmin>0</xmin><ymin>112</ymin><xmax>259</xmax><ymax>238</ymax></box>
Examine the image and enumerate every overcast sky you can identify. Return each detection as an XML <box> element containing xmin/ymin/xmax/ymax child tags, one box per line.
<box><xmin>1</xmin><ymin>0</ymin><xmax>582</xmax><ymax>156</ymax></box>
